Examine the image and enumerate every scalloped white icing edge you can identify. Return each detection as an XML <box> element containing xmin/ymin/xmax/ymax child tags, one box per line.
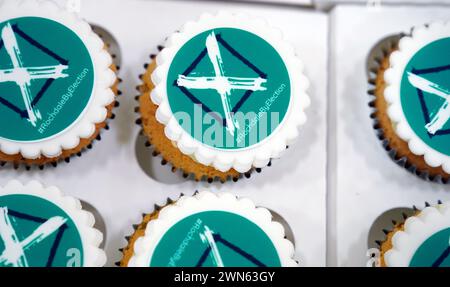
<box><xmin>0</xmin><ymin>180</ymin><xmax>107</xmax><ymax>267</ymax></box>
<box><xmin>384</xmin><ymin>202</ymin><xmax>450</xmax><ymax>267</ymax></box>
<box><xmin>0</xmin><ymin>0</ymin><xmax>116</xmax><ymax>159</ymax></box>
<box><xmin>384</xmin><ymin>21</ymin><xmax>450</xmax><ymax>174</ymax></box>
<box><xmin>150</xmin><ymin>11</ymin><xmax>311</xmax><ymax>173</ymax></box>
<box><xmin>127</xmin><ymin>191</ymin><xmax>297</xmax><ymax>267</ymax></box>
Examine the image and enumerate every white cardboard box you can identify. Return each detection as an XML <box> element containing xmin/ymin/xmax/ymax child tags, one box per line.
<box><xmin>318</xmin><ymin>0</ymin><xmax>450</xmax><ymax>6</ymax></box>
<box><xmin>330</xmin><ymin>4</ymin><xmax>450</xmax><ymax>267</ymax></box>
<box><xmin>0</xmin><ymin>0</ymin><xmax>329</xmax><ymax>267</ymax></box>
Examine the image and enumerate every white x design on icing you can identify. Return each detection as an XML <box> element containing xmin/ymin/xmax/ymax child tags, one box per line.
<box><xmin>176</xmin><ymin>32</ymin><xmax>267</xmax><ymax>136</ymax></box>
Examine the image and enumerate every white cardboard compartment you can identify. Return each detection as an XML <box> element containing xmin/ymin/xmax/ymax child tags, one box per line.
<box><xmin>0</xmin><ymin>0</ymin><xmax>329</xmax><ymax>267</ymax></box>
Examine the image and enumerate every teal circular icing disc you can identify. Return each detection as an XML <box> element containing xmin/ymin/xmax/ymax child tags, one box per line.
<box><xmin>167</xmin><ymin>28</ymin><xmax>291</xmax><ymax>150</ymax></box>
<box><xmin>149</xmin><ymin>211</ymin><xmax>282</xmax><ymax>267</ymax></box>
<box><xmin>400</xmin><ymin>37</ymin><xmax>450</xmax><ymax>156</ymax></box>
<box><xmin>409</xmin><ymin>227</ymin><xmax>450</xmax><ymax>267</ymax></box>
<box><xmin>0</xmin><ymin>17</ymin><xmax>94</xmax><ymax>142</ymax></box>
<box><xmin>0</xmin><ymin>194</ymin><xmax>84</xmax><ymax>267</ymax></box>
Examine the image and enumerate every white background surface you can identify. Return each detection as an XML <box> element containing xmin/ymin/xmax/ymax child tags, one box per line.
<box><xmin>329</xmin><ymin>5</ymin><xmax>450</xmax><ymax>267</ymax></box>
<box><xmin>0</xmin><ymin>0</ymin><xmax>328</xmax><ymax>267</ymax></box>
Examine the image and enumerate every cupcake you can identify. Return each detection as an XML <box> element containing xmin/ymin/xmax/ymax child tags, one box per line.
<box><xmin>137</xmin><ymin>12</ymin><xmax>310</xmax><ymax>183</ymax></box>
<box><xmin>119</xmin><ymin>191</ymin><xmax>297</xmax><ymax>267</ymax></box>
<box><xmin>0</xmin><ymin>180</ymin><xmax>106</xmax><ymax>267</ymax></box>
<box><xmin>369</xmin><ymin>22</ymin><xmax>450</xmax><ymax>182</ymax></box>
<box><xmin>375</xmin><ymin>201</ymin><xmax>450</xmax><ymax>267</ymax></box>
<box><xmin>0</xmin><ymin>0</ymin><xmax>118</xmax><ymax>169</ymax></box>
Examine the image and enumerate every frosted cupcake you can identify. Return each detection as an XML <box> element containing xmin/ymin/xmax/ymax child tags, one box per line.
<box><xmin>375</xmin><ymin>201</ymin><xmax>450</xmax><ymax>267</ymax></box>
<box><xmin>0</xmin><ymin>0</ymin><xmax>118</xmax><ymax>169</ymax></box>
<box><xmin>137</xmin><ymin>12</ymin><xmax>310</xmax><ymax>183</ymax></box>
<box><xmin>0</xmin><ymin>180</ymin><xmax>106</xmax><ymax>267</ymax></box>
<box><xmin>370</xmin><ymin>22</ymin><xmax>450</xmax><ymax>182</ymax></box>
<box><xmin>119</xmin><ymin>191</ymin><xmax>297</xmax><ymax>267</ymax></box>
